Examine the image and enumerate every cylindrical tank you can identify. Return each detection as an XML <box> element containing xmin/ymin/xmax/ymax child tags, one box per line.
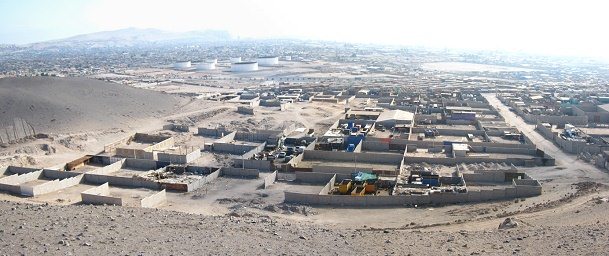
<box><xmin>196</xmin><ymin>62</ymin><xmax>216</xmax><ymax>71</ymax></box>
<box><xmin>231</xmin><ymin>61</ymin><xmax>258</xmax><ymax>72</ymax></box>
<box><xmin>230</xmin><ymin>57</ymin><xmax>242</xmax><ymax>63</ymax></box>
<box><xmin>257</xmin><ymin>56</ymin><xmax>279</xmax><ymax>66</ymax></box>
<box><xmin>206</xmin><ymin>58</ymin><xmax>218</xmax><ymax>64</ymax></box>
<box><xmin>173</xmin><ymin>61</ymin><xmax>191</xmax><ymax>69</ymax></box>
<box><xmin>284</xmin><ymin>56</ymin><xmax>292</xmax><ymax>61</ymax></box>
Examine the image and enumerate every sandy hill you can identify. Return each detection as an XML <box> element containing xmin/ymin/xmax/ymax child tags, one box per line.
<box><xmin>29</xmin><ymin>28</ymin><xmax>232</xmax><ymax>48</ymax></box>
<box><xmin>0</xmin><ymin>77</ymin><xmax>185</xmax><ymax>133</ymax></box>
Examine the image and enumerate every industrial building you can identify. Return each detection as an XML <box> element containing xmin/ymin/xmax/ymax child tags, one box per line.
<box><xmin>231</xmin><ymin>61</ymin><xmax>259</xmax><ymax>72</ymax></box>
<box><xmin>196</xmin><ymin>62</ymin><xmax>216</xmax><ymax>71</ymax></box>
<box><xmin>257</xmin><ymin>56</ymin><xmax>279</xmax><ymax>66</ymax></box>
<box><xmin>173</xmin><ymin>61</ymin><xmax>191</xmax><ymax>69</ymax></box>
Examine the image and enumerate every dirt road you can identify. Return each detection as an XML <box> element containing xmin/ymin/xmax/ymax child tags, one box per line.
<box><xmin>483</xmin><ymin>93</ymin><xmax>607</xmax><ymax>180</ymax></box>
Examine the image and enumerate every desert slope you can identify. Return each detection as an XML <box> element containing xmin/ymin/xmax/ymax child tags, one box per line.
<box><xmin>0</xmin><ymin>77</ymin><xmax>186</xmax><ymax>133</ymax></box>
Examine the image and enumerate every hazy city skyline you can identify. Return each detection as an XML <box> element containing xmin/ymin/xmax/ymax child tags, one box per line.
<box><xmin>1</xmin><ymin>0</ymin><xmax>608</xmax><ymax>59</ymax></box>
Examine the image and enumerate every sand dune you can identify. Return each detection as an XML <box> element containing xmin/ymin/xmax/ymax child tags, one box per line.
<box><xmin>0</xmin><ymin>77</ymin><xmax>185</xmax><ymax>134</ymax></box>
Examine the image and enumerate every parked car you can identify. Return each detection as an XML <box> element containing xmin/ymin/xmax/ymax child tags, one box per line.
<box><xmin>284</xmin><ymin>155</ymin><xmax>293</xmax><ymax>163</ymax></box>
<box><xmin>278</xmin><ymin>152</ymin><xmax>286</xmax><ymax>158</ymax></box>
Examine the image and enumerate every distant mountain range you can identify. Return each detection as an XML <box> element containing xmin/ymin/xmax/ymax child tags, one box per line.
<box><xmin>27</xmin><ymin>28</ymin><xmax>233</xmax><ymax>48</ymax></box>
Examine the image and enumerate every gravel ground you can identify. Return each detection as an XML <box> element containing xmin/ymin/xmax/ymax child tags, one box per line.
<box><xmin>1</xmin><ymin>200</ymin><xmax>608</xmax><ymax>255</ymax></box>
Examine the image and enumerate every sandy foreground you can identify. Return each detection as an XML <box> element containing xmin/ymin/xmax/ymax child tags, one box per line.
<box><xmin>0</xmin><ymin>197</ymin><xmax>608</xmax><ymax>255</ymax></box>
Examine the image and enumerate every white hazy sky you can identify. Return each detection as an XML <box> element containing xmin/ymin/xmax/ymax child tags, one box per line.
<box><xmin>1</xmin><ymin>0</ymin><xmax>608</xmax><ymax>58</ymax></box>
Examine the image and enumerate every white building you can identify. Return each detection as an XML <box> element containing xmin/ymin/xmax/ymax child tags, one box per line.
<box><xmin>375</xmin><ymin>110</ymin><xmax>414</xmax><ymax>128</ymax></box>
<box><xmin>452</xmin><ymin>143</ymin><xmax>469</xmax><ymax>157</ymax></box>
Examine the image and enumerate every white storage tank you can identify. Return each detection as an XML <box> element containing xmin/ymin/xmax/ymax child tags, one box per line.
<box><xmin>257</xmin><ymin>56</ymin><xmax>279</xmax><ymax>66</ymax></box>
<box><xmin>231</xmin><ymin>61</ymin><xmax>258</xmax><ymax>72</ymax></box>
<box><xmin>197</xmin><ymin>62</ymin><xmax>216</xmax><ymax>71</ymax></box>
<box><xmin>284</xmin><ymin>56</ymin><xmax>292</xmax><ymax>61</ymax></box>
<box><xmin>230</xmin><ymin>57</ymin><xmax>242</xmax><ymax>63</ymax></box>
<box><xmin>206</xmin><ymin>58</ymin><xmax>218</xmax><ymax>64</ymax></box>
<box><xmin>173</xmin><ymin>61</ymin><xmax>191</xmax><ymax>69</ymax></box>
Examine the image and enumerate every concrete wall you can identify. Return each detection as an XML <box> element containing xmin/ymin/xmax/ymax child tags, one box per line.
<box><xmin>463</xmin><ymin>172</ymin><xmax>506</xmax><ymax>183</ymax></box>
<box><xmin>0</xmin><ymin>170</ymin><xmax>43</xmax><ymax>186</ymax></box>
<box><xmin>284</xmin><ymin>172</ymin><xmax>542</xmax><ymax>206</ymax></box>
<box><xmin>6</xmin><ymin>166</ymin><xmax>42</xmax><ymax>174</ymax></box>
<box><xmin>303</xmin><ymin>150</ymin><xmax>403</xmax><ymax>164</ymax></box>
<box><xmin>214</xmin><ymin>131</ymin><xmax>236</xmax><ymax>143</ymax></box>
<box><xmin>221</xmin><ymin>167</ymin><xmax>260</xmax><ymax>178</ymax></box>
<box><xmin>366</xmin><ymin>137</ymin><xmax>535</xmax><ymax>150</ymax></box>
<box><xmin>115</xmin><ymin>148</ymin><xmax>156</xmax><ymax>159</ymax></box>
<box><xmin>145</xmin><ymin>137</ymin><xmax>175</xmax><ymax>152</ymax></box>
<box><xmin>412</xmin><ymin>127</ymin><xmax>482</xmax><ymax>136</ymax></box>
<box><xmin>157</xmin><ymin>150</ymin><xmax>201</xmax><ymax>164</ymax></box>
<box><xmin>403</xmin><ymin>155</ymin><xmax>530</xmax><ymax>166</ymax></box>
<box><xmin>294</xmin><ymin>172</ymin><xmax>335</xmax><ymax>184</ymax></box>
<box><xmin>287</xmin><ymin>152</ymin><xmax>305</xmax><ymax>166</ymax></box>
<box><xmin>522</xmin><ymin>113</ymin><xmax>588</xmax><ymax>126</ymax></box>
<box><xmin>81</xmin><ymin>183</ymin><xmax>123</xmax><ymax>206</ymax></box>
<box><xmin>83</xmin><ymin>174</ymin><xmax>161</xmax><ymax>190</ymax></box>
<box><xmin>362</xmin><ymin>141</ymin><xmax>390</xmax><ymax>151</ymax></box>
<box><xmin>239</xmin><ymin>142</ymin><xmax>266</xmax><ymax>160</ymax></box>
<box><xmin>311</xmin><ymin>165</ymin><xmax>374</xmax><ymax>175</ymax></box>
<box><xmin>318</xmin><ymin>174</ymin><xmax>337</xmax><ymax>195</ymax></box>
<box><xmin>514</xmin><ymin>179</ymin><xmax>543</xmax><ymax>197</ymax></box>
<box><xmin>42</xmin><ymin>169</ymin><xmax>81</xmax><ymax>179</ymax></box>
<box><xmin>183</xmin><ymin>169</ymin><xmax>221</xmax><ymax>192</ymax></box>
<box><xmin>469</xmin><ymin>146</ymin><xmax>536</xmax><ymax>155</ymax></box>
<box><xmin>284</xmin><ymin>187</ymin><xmax>538</xmax><ymax>207</ymax></box>
<box><xmin>0</xmin><ymin>170</ymin><xmax>44</xmax><ymax>194</ymax></box>
<box><xmin>104</xmin><ymin>135</ymin><xmax>133</xmax><ymax>153</ymax></box>
<box><xmin>213</xmin><ymin>142</ymin><xmax>259</xmax><ymax>154</ymax></box>
<box><xmin>21</xmin><ymin>174</ymin><xmax>84</xmax><ymax>196</ymax></box>
<box><xmin>124</xmin><ymin>158</ymin><xmax>159</xmax><ymax>170</ymax></box>
<box><xmin>88</xmin><ymin>159</ymin><xmax>125</xmax><ymax>175</ymax></box>
<box><xmin>198</xmin><ymin>127</ymin><xmax>231</xmax><ymax>137</ymax></box>
<box><xmin>234</xmin><ymin>159</ymin><xmax>273</xmax><ymax>172</ymax></box>
<box><xmin>263</xmin><ymin>171</ymin><xmax>278</xmax><ymax>189</ymax></box>
<box><xmin>140</xmin><ymin>189</ymin><xmax>167</xmax><ymax>208</ymax></box>
<box><xmin>235</xmin><ymin>130</ymin><xmax>281</xmax><ymax>142</ymax></box>
<box><xmin>536</xmin><ymin>123</ymin><xmax>556</xmax><ymax>140</ymax></box>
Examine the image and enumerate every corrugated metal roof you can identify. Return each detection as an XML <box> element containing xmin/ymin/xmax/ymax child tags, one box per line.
<box><xmin>376</xmin><ymin>110</ymin><xmax>414</xmax><ymax>122</ymax></box>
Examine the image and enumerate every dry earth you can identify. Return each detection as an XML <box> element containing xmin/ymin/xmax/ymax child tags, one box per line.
<box><xmin>0</xmin><ymin>77</ymin><xmax>188</xmax><ymax>133</ymax></box>
<box><xmin>0</xmin><ymin>196</ymin><xmax>608</xmax><ymax>255</ymax></box>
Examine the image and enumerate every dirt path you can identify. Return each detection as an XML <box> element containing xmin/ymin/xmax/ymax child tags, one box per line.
<box><xmin>483</xmin><ymin>93</ymin><xmax>606</xmax><ymax>180</ymax></box>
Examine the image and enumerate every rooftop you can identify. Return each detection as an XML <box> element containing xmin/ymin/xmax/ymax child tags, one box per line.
<box><xmin>376</xmin><ymin>110</ymin><xmax>414</xmax><ymax>122</ymax></box>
